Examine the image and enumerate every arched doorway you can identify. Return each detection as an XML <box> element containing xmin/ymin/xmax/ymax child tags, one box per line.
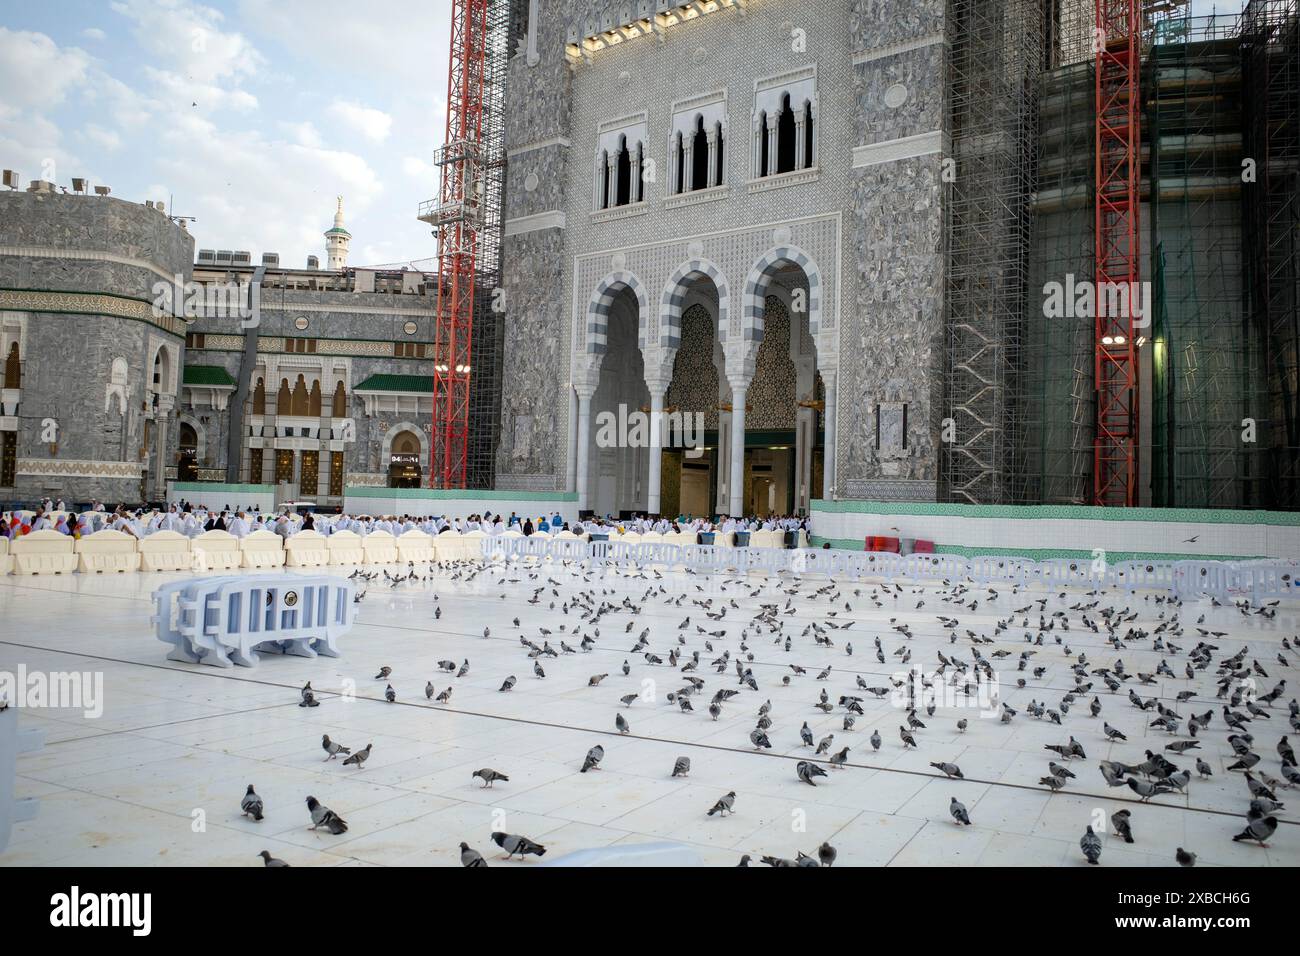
<box><xmin>178</xmin><ymin>421</ymin><xmax>199</xmax><ymax>481</ymax></box>
<box><xmin>388</xmin><ymin>429</ymin><xmax>422</xmax><ymax>487</ymax></box>
<box><xmin>588</xmin><ymin>285</ymin><xmax>649</xmax><ymax>517</ymax></box>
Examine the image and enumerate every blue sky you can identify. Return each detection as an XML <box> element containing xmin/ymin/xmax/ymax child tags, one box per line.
<box><xmin>0</xmin><ymin>0</ymin><xmax>451</xmax><ymax>267</ymax></box>
<box><xmin>0</xmin><ymin>0</ymin><xmax>1241</xmax><ymax>269</ymax></box>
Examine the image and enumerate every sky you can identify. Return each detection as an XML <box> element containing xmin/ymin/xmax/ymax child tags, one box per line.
<box><xmin>0</xmin><ymin>0</ymin><xmax>1240</xmax><ymax>269</ymax></box>
<box><xmin>0</xmin><ymin>0</ymin><xmax>451</xmax><ymax>268</ymax></box>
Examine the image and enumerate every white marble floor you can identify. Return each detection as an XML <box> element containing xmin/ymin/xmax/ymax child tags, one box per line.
<box><xmin>1</xmin><ymin>557</ymin><xmax>1296</xmax><ymax>867</ymax></box>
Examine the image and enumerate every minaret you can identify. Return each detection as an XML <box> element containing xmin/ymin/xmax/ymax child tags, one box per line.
<box><xmin>324</xmin><ymin>195</ymin><xmax>351</xmax><ymax>270</ymax></box>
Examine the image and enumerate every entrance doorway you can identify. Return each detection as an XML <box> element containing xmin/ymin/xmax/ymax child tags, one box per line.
<box><xmin>388</xmin><ymin>430</ymin><xmax>423</xmax><ymax>488</ymax></box>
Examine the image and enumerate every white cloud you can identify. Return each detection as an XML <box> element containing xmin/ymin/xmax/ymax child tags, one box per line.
<box><xmin>81</xmin><ymin>28</ymin><xmax>107</xmax><ymax>42</ymax></box>
<box><xmin>281</xmin><ymin>121</ymin><xmax>322</xmax><ymax>149</ymax></box>
<box><xmin>0</xmin><ymin>28</ymin><xmax>91</xmax><ymax>109</ymax></box>
<box><xmin>401</xmin><ymin>156</ymin><xmax>435</xmax><ymax>181</ymax></box>
<box><xmin>81</xmin><ymin>124</ymin><xmax>123</xmax><ymax>152</ymax></box>
<box><xmin>328</xmin><ymin>100</ymin><xmax>392</xmax><ymax>142</ymax></box>
<box><xmin>110</xmin><ymin>0</ymin><xmax>263</xmax><ymax>86</ymax></box>
<box><xmin>144</xmin><ymin>66</ymin><xmax>259</xmax><ymax>113</ymax></box>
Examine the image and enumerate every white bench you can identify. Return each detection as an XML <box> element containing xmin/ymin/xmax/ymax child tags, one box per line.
<box><xmin>284</xmin><ymin>530</ymin><xmax>329</xmax><ymax>568</ymax></box>
<box><xmin>327</xmin><ymin>529</ymin><xmax>366</xmax><ymax>566</ymax></box>
<box><xmin>10</xmin><ymin>530</ymin><xmax>77</xmax><ymax>575</ymax></box>
<box><xmin>138</xmin><ymin>530</ymin><xmax>192</xmax><ymax>571</ymax></box>
<box><xmin>192</xmin><ymin>530</ymin><xmax>243</xmax><ymax>571</ymax></box>
<box><xmin>362</xmin><ymin>529</ymin><xmax>398</xmax><ymax>565</ymax></box>
<box><xmin>75</xmin><ymin>528</ymin><xmax>141</xmax><ymax>573</ymax></box>
<box><xmin>240</xmin><ymin>530</ymin><xmax>285</xmax><ymax>569</ymax></box>
<box><xmin>397</xmin><ymin>529</ymin><xmax>436</xmax><ymax>564</ymax></box>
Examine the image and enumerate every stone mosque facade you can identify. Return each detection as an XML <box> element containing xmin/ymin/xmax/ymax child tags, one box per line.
<box><xmin>495</xmin><ymin>0</ymin><xmax>946</xmax><ymax>516</ymax></box>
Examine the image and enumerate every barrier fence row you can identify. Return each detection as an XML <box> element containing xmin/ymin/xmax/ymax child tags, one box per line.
<box><xmin>482</xmin><ymin>537</ymin><xmax>1297</xmax><ymax>604</ymax></box>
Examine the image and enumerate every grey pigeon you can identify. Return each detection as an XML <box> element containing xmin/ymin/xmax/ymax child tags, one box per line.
<box><xmin>1232</xmin><ymin>815</ymin><xmax>1277</xmax><ymax>846</ymax></box>
<box><xmin>306</xmin><ymin>796</ymin><xmax>348</xmax><ymax>834</ymax></box>
<box><xmin>321</xmin><ymin>735</ymin><xmax>350</xmax><ymax>761</ymax></box>
<box><xmin>950</xmin><ymin>797</ymin><xmax>972</xmax><ymax>825</ymax></box>
<box><xmin>796</xmin><ymin>760</ymin><xmax>828</xmax><ymax>786</ymax></box>
<box><xmin>472</xmin><ymin>768</ymin><xmax>509</xmax><ymax>788</ymax></box>
<box><xmin>240</xmin><ymin>784</ymin><xmax>263</xmax><ymax>821</ymax></box>
<box><xmin>342</xmin><ymin>743</ymin><xmax>372</xmax><ymax>768</ymax></box>
<box><xmin>258</xmin><ymin>850</ymin><xmax>289</xmax><ymax>867</ymax></box>
<box><xmin>707</xmin><ymin>791</ymin><xmax>736</xmax><ymax>816</ymax></box>
<box><xmin>616</xmin><ymin>712</ymin><xmax>630</xmax><ymax>734</ymax></box>
<box><xmin>1112</xmin><ymin>809</ymin><xmax>1134</xmax><ymax>843</ymax></box>
<box><xmin>672</xmin><ymin>756</ymin><xmax>691</xmax><ymax>778</ymax></box>
<box><xmin>491</xmin><ymin>831</ymin><xmax>546</xmax><ymax>859</ymax></box>
<box><xmin>459</xmin><ymin>842</ymin><xmax>487</xmax><ymax>867</ymax></box>
<box><xmin>930</xmin><ymin>761</ymin><xmax>963</xmax><ymax>779</ymax></box>
<box><xmin>1080</xmin><ymin>825</ymin><xmax>1102</xmax><ymax>864</ymax></box>
<box><xmin>818</xmin><ymin>841</ymin><xmax>836</xmax><ymax>867</ymax></box>
<box><xmin>581</xmin><ymin>744</ymin><xmax>604</xmax><ymax>773</ymax></box>
<box><xmin>1175</xmin><ymin>846</ymin><xmax>1196</xmax><ymax>867</ymax></box>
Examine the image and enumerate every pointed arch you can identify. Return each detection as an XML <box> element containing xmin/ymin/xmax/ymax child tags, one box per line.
<box><xmin>585</xmin><ymin>269</ymin><xmax>649</xmax><ymax>359</ymax></box>
<box><xmin>658</xmin><ymin>257</ymin><xmax>731</xmax><ymax>351</ymax></box>
<box><xmin>742</xmin><ymin>244</ymin><xmax>824</xmax><ymax>345</ymax></box>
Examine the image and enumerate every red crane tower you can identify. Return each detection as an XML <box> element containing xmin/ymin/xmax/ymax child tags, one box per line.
<box><xmin>419</xmin><ymin>0</ymin><xmax>493</xmax><ymax>488</ymax></box>
<box><xmin>1093</xmin><ymin>0</ymin><xmax>1142</xmax><ymax>506</ymax></box>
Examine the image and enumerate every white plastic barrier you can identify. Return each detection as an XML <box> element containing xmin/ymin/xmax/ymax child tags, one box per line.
<box><xmin>397</xmin><ymin>529</ymin><xmax>436</xmax><ymax>564</ymax></box>
<box><xmin>239</xmin><ymin>530</ymin><xmax>286</xmax><ymax>569</ymax></box>
<box><xmin>152</xmin><ymin>573</ymin><xmax>355</xmax><ymax>668</ymax></box>
<box><xmin>1237</xmin><ymin>561</ymin><xmax>1298</xmax><ymax>603</ymax></box>
<box><xmin>0</xmin><ymin>708</ymin><xmax>44</xmax><ymax>854</ymax></box>
<box><xmin>192</xmin><ymin>530</ymin><xmax>243</xmax><ymax>571</ymax></box>
<box><xmin>0</xmin><ymin>537</ymin><xmax>10</xmax><ymax>575</ymax></box>
<box><xmin>327</xmin><ymin>529</ymin><xmax>366</xmax><ymax>566</ymax></box>
<box><xmin>75</xmin><ymin>528</ymin><xmax>141</xmax><ymax>573</ymax></box>
<box><xmin>363</xmin><ymin>530</ymin><xmax>399</xmax><ymax>564</ymax></box>
<box><xmin>9</xmin><ymin>530</ymin><xmax>77</xmax><ymax>575</ymax></box>
<box><xmin>138</xmin><ymin>530</ymin><xmax>192</xmax><ymax>571</ymax></box>
<box><xmin>1173</xmin><ymin>560</ymin><xmax>1236</xmax><ymax>600</ymax></box>
<box><xmin>285</xmin><ymin>530</ymin><xmax>330</xmax><ymax>568</ymax></box>
<box><xmin>436</xmin><ymin>531</ymin><xmax>485</xmax><ymax>561</ymax></box>
<box><xmin>1109</xmin><ymin>560</ymin><xmax>1175</xmax><ymax>593</ymax></box>
<box><xmin>1026</xmin><ymin>557</ymin><xmax>1103</xmax><ymax>590</ymax></box>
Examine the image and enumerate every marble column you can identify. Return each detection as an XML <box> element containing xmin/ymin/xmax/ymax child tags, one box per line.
<box><xmin>575</xmin><ymin>386</ymin><xmax>594</xmax><ymax>512</ymax></box>
<box><xmin>632</xmin><ymin>143</ymin><xmax>643</xmax><ymax>202</ymax></box>
<box><xmin>566</xmin><ymin>386</ymin><xmax>578</xmax><ymax>492</ymax></box>
<box><xmin>728</xmin><ymin>380</ymin><xmax>748</xmax><ymax>517</ymax></box>
<box><xmin>604</xmin><ymin>156</ymin><xmax>616</xmax><ymax>208</ymax></box>
<box><xmin>646</xmin><ymin>384</ymin><xmax>666</xmax><ymax>515</ymax></box>
<box><xmin>706</xmin><ymin>130</ymin><xmax>718</xmax><ymax>189</ymax></box>
<box><xmin>766</xmin><ymin>112</ymin><xmax>779</xmax><ymax>176</ymax></box>
<box><xmin>823</xmin><ymin>369</ymin><xmax>837</xmax><ymax>499</ymax></box>
<box><xmin>794</xmin><ymin>116</ymin><xmax>807</xmax><ymax>170</ymax></box>
<box><xmin>154</xmin><ymin>395</ymin><xmax>174</xmax><ymax>499</ymax></box>
<box><xmin>683</xmin><ymin>138</ymin><xmax>695</xmax><ymax>191</ymax></box>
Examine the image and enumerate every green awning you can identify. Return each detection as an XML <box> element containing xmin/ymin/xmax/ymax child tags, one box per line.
<box><xmin>354</xmin><ymin>373</ymin><xmax>434</xmax><ymax>392</ymax></box>
<box><xmin>182</xmin><ymin>365</ymin><xmax>236</xmax><ymax>387</ymax></box>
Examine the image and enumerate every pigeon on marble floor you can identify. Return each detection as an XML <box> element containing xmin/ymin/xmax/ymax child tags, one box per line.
<box><xmin>800</xmin><ymin>722</ymin><xmax>814</xmax><ymax>747</ymax></box>
<box><xmin>491</xmin><ymin>831</ymin><xmax>546</xmax><ymax>859</ymax></box>
<box><xmin>950</xmin><ymin>797</ymin><xmax>972</xmax><ymax>826</ymax></box>
<box><xmin>1175</xmin><ymin>847</ymin><xmax>1197</xmax><ymax>867</ymax></box>
<box><xmin>930</xmin><ymin>761</ymin><xmax>963</xmax><ymax>779</ymax></box>
<box><xmin>870</xmin><ymin>729</ymin><xmax>882</xmax><ymax>751</ymax></box>
<box><xmin>306</xmin><ymin>796</ymin><xmax>348</xmax><ymax>834</ymax></box>
<box><xmin>499</xmin><ymin>675</ymin><xmax>517</xmax><ymax>692</ymax></box>
<box><xmin>616</xmin><ymin>712</ymin><xmax>630</xmax><ymax>734</ymax></box>
<box><xmin>436</xmin><ymin>686</ymin><xmax>453</xmax><ymax>703</ymax></box>
<box><xmin>750</xmin><ymin>729</ymin><xmax>772</xmax><ymax>750</ymax></box>
<box><xmin>300</xmin><ymin>681</ymin><xmax>313</xmax><ymax>701</ymax></box>
<box><xmin>1232</xmin><ymin>815</ymin><xmax>1277</xmax><ymax>846</ymax></box>
<box><xmin>899</xmin><ymin>726</ymin><xmax>918</xmax><ymax>749</ymax></box>
<box><xmin>240</xmin><ymin>784</ymin><xmax>263</xmax><ymax>821</ymax></box>
<box><xmin>796</xmin><ymin>760</ymin><xmax>828</xmax><ymax>786</ymax></box>
<box><xmin>473</xmin><ymin>768</ymin><xmax>509</xmax><ymax>788</ymax></box>
<box><xmin>1112</xmin><ymin>809</ymin><xmax>1134</xmax><ymax>844</ymax></box>
<box><xmin>425</xmin><ymin>681</ymin><xmax>435</xmax><ymax>700</ymax></box>
<box><xmin>374</xmin><ymin>666</ymin><xmax>391</xmax><ymax>679</ymax></box>
<box><xmin>818</xmin><ymin>841</ymin><xmax>837</xmax><ymax>866</ymax></box>
<box><xmin>299</xmin><ymin>690</ymin><xmax>319</xmax><ymax>707</ymax></box>
<box><xmin>1080</xmin><ymin>825</ymin><xmax>1102</xmax><ymax>864</ymax></box>
<box><xmin>258</xmin><ymin>850</ymin><xmax>289</xmax><ymax>867</ymax></box>
<box><xmin>384</xmin><ymin>684</ymin><xmax>396</xmax><ymax>703</ymax></box>
<box><xmin>460</xmin><ymin>842</ymin><xmax>488</xmax><ymax>866</ymax></box>
<box><xmin>829</xmin><ymin>746</ymin><xmax>849</xmax><ymax>769</ymax></box>
<box><xmin>321</xmin><ymin>735</ymin><xmax>350</xmax><ymax>761</ymax></box>
<box><xmin>342</xmin><ymin>743</ymin><xmax>372</xmax><ymax>769</ymax></box>
<box><xmin>672</xmin><ymin>756</ymin><xmax>691</xmax><ymax>778</ymax></box>
<box><xmin>581</xmin><ymin>745</ymin><xmax>605</xmax><ymax>773</ymax></box>
<box><xmin>707</xmin><ymin>791</ymin><xmax>736</xmax><ymax>816</ymax></box>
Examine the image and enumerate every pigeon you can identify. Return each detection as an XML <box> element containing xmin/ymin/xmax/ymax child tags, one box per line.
<box><xmin>321</xmin><ymin>735</ymin><xmax>350</xmax><ymax>761</ymax></box>
<box><xmin>818</xmin><ymin>841</ymin><xmax>837</xmax><ymax>867</ymax></box>
<box><xmin>870</xmin><ymin>729</ymin><xmax>882</xmax><ymax>751</ymax></box>
<box><xmin>298</xmin><ymin>690</ymin><xmax>319</xmax><ymax>707</ymax></box>
<box><xmin>342</xmin><ymin>743</ymin><xmax>372</xmax><ymax>769</ymax></box>
<box><xmin>796</xmin><ymin>760</ymin><xmax>828</xmax><ymax>786</ymax></box>
<box><xmin>459</xmin><ymin>842</ymin><xmax>488</xmax><ymax>867</ymax></box>
<box><xmin>240</xmin><ymin>784</ymin><xmax>263</xmax><ymax>821</ymax></box>
<box><xmin>950</xmin><ymin>797</ymin><xmax>972</xmax><ymax>826</ymax></box>
<box><xmin>1112</xmin><ymin>809</ymin><xmax>1134</xmax><ymax>843</ymax></box>
<box><xmin>1080</xmin><ymin>825</ymin><xmax>1102</xmax><ymax>864</ymax></box>
<box><xmin>707</xmin><ymin>791</ymin><xmax>736</xmax><ymax>816</ymax></box>
<box><xmin>499</xmin><ymin>675</ymin><xmax>517</xmax><ymax>692</ymax></box>
<box><xmin>472</xmin><ymin>768</ymin><xmax>509</xmax><ymax>788</ymax></box>
<box><xmin>305</xmin><ymin>796</ymin><xmax>348</xmax><ymax>834</ymax></box>
<box><xmin>374</xmin><ymin>666</ymin><xmax>391</xmax><ymax>680</ymax></box>
<box><xmin>672</xmin><ymin>756</ymin><xmax>691</xmax><ymax>778</ymax></box>
<box><xmin>258</xmin><ymin>850</ymin><xmax>289</xmax><ymax>867</ymax></box>
<box><xmin>1232</xmin><ymin>815</ymin><xmax>1276</xmax><ymax>846</ymax></box>
<box><xmin>750</xmin><ymin>729</ymin><xmax>772</xmax><ymax>750</ymax></box>
<box><xmin>899</xmin><ymin>726</ymin><xmax>917</xmax><ymax>749</ymax></box>
<box><xmin>581</xmin><ymin>745</ymin><xmax>604</xmax><ymax>773</ymax></box>
<box><xmin>491</xmin><ymin>831</ymin><xmax>546</xmax><ymax>859</ymax></box>
<box><xmin>1175</xmin><ymin>847</ymin><xmax>1197</xmax><ymax>867</ymax></box>
<box><xmin>930</xmin><ymin>761</ymin><xmax>963</xmax><ymax>779</ymax></box>
<box><xmin>616</xmin><ymin>713</ymin><xmax>630</xmax><ymax>734</ymax></box>
<box><xmin>384</xmin><ymin>684</ymin><xmax>396</xmax><ymax>703</ymax></box>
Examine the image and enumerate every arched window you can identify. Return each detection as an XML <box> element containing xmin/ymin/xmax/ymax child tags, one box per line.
<box><xmin>331</xmin><ymin>381</ymin><xmax>346</xmax><ymax>417</ymax></box>
<box><xmin>252</xmin><ymin>377</ymin><xmax>266</xmax><ymax>414</ymax></box>
<box><xmin>713</xmin><ymin>120</ymin><xmax>724</xmax><ymax>187</ymax></box>
<box><xmin>178</xmin><ymin>422</ymin><xmax>198</xmax><ymax>481</ymax></box>
<box><xmin>614</xmin><ymin>135</ymin><xmax>631</xmax><ymax>206</ymax></box>
<box><xmin>308</xmin><ymin>379</ymin><xmax>322</xmax><ymax>417</ymax></box>
<box><xmin>673</xmin><ymin>131</ymin><xmax>685</xmax><ymax>193</ymax></box>
<box><xmin>776</xmin><ymin>93</ymin><xmax>796</xmax><ymax>174</ymax></box>
<box><xmin>802</xmin><ymin>99</ymin><xmax>814</xmax><ymax>169</ymax></box>
<box><xmin>757</xmin><ymin>111</ymin><xmax>770</xmax><ymax>177</ymax></box>
<box><xmin>276</xmin><ymin>378</ymin><xmax>291</xmax><ymax>414</ymax></box>
<box><xmin>291</xmin><ymin>375</ymin><xmax>309</xmax><ymax>416</ymax></box>
<box><xmin>691</xmin><ymin>116</ymin><xmax>708</xmax><ymax>191</ymax></box>
<box><xmin>4</xmin><ymin>343</ymin><xmax>20</xmax><ymax>389</ymax></box>
<box><xmin>598</xmin><ymin>148</ymin><xmax>610</xmax><ymax>209</ymax></box>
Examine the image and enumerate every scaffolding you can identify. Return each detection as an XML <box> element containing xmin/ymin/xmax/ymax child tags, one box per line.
<box><xmin>1244</xmin><ymin>0</ymin><xmax>1300</xmax><ymax>508</ymax></box>
<box><xmin>1148</xmin><ymin>12</ymin><xmax>1269</xmax><ymax>508</ymax></box>
<box><xmin>941</xmin><ymin>0</ymin><xmax>1042</xmax><ymax>504</ymax></box>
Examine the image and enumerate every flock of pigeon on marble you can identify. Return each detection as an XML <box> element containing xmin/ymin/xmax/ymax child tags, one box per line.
<box><xmin>240</xmin><ymin>556</ymin><xmax>1295</xmax><ymax>867</ymax></box>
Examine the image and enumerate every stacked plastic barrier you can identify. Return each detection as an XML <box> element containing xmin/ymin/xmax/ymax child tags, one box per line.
<box><xmin>152</xmin><ymin>573</ymin><xmax>355</xmax><ymax>667</ymax></box>
<box><xmin>471</xmin><ymin>535</ymin><xmax>1295</xmax><ymax>603</ymax></box>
